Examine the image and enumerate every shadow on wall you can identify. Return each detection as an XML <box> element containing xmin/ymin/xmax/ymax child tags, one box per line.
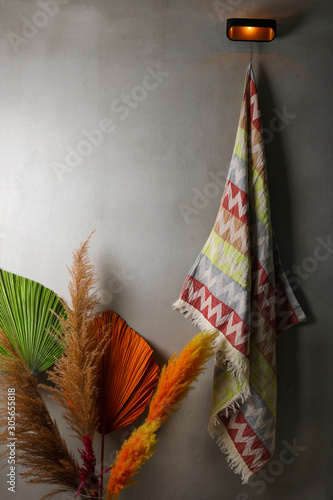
<box><xmin>257</xmin><ymin>64</ymin><xmax>311</xmax><ymax>453</ymax></box>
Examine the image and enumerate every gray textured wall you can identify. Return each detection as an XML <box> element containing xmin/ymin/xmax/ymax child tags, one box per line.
<box><xmin>0</xmin><ymin>0</ymin><xmax>332</xmax><ymax>499</ymax></box>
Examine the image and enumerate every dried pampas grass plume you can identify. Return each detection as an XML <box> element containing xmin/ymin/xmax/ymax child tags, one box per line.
<box><xmin>106</xmin><ymin>330</ymin><xmax>216</xmax><ymax>499</ymax></box>
<box><xmin>43</xmin><ymin>234</ymin><xmax>109</xmax><ymax>441</ymax></box>
<box><xmin>0</xmin><ymin>329</ymin><xmax>79</xmax><ymax>500</ymax></box>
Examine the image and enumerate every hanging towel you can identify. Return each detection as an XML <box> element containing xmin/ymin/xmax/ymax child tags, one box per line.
<box><xmin>173</xmin><ymin>63</ymin><xmax>306</xmax><ymax>483</ymax></box>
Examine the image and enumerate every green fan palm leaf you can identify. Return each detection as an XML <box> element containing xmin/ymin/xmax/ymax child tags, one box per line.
<box><xmin>0</xmin><ymin>269</ymin><xmax>65</xmax><ymax>374</ymax></box>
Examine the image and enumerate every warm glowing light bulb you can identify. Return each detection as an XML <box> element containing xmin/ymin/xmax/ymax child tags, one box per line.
<box><xmin>227</xmin><ymin>18</ymin><xmax>276</xmax><ymax>42</ymax></box>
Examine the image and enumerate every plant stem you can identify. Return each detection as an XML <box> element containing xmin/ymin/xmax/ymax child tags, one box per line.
<box><xmin>100</xmin><ymin>430</ymin><xmax>105</xmax><ymax>498</ymax></box>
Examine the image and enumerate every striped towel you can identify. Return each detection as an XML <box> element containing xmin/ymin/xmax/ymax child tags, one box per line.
<box><xmin>173</xmin><ymin>63</ymin><xmax>306</xmax><ymax>482</ymax></box>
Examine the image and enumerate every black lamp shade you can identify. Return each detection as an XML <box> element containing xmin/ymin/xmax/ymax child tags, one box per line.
<box><xmin>227</xmin><ymin>19</ymin><xmax>277</xmax><ymax>42</ymax></box>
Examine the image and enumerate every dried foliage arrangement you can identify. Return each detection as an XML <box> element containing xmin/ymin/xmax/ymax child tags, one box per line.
<box><xmin>0</xmin><ymin>329</ymin><xmax>79</xmax><ymax>500</ymax></box>
<box><xmin>42</xmin><ymin>236</ymin><xmax>109</xmax><ymax>441</ymax></box>
<box><xmin>93</xmin><ymin>310</ymin><xmax>159</xmax><ymax>436</ymax></box>
<box><xmin>146</xmin><ymin>330</ymin><xmax>216</xmax><ymax>425</ymax></box>
<box><xmin>0</xmin><ymin>234</ymin><xmax>216</xmax><ymax>500</ymax></box>
<box><xmin>91</xmin><ymin>310</ymin><xmax>159</xmax><ymax>496</ymax></box>
<box><xmin>106</xmin><ymin>420</ymin><xmax>160</xmax><ymax>499</ymax></box>
<box><xmin>0</xmin><ymin>235</ymin><xmax>160</xmax><ymax>499</ymax></box>
<box><xmin>77</xmin><ymin>435</ymin><xmax>111</xmax><ymax>497</ymax></box>
<box><xmin>106</xmin><ymin>330</ymin><xmax>216</xmax><ymax>499</ymax></box>
<box><xmin>0</xmin><ymin>269</ymin><xmax>65</xmax><ymax>373</ymax></box>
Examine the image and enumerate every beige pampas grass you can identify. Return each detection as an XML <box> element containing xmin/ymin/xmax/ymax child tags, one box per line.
<box><xmin>44</xmin><ymin>235</ymin><xmax>109</xmax><ymax>441</ymax></box>
<box><xmin>0</xmin><ymin>235</ymin><xmax>111</xmax><ymax>499</ymax></box>
<box><xmin>0</xmin><ymin>329</ymin><xmax>79</xmax><ymax>500</ymax></box>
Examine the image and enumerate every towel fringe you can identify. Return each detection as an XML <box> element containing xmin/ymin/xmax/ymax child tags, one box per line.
<box><xmin>212</xmin><ymin>382</ymin><xmax>251</xmax><ymax>419</ymax></box>
<box><xmin>173</xmin><ymin>298</ymin><xmax>250</xmax><ymax>391</ymax></box>
<box><xmin>173</xmin><ymin>299</ymin><xmax>218</xmax><ymax>334</ymax></box>
<box><xmin>207</xmin><ymin>418</ymin><xmax>253</xmax><ymax>484</ymax></box>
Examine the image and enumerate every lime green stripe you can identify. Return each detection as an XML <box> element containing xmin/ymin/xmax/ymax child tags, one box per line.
<box><xmin>249</xmin><ymin>342</ymin><xmax>276</xmax><ymax>417</ymax></box>
<box><xmin>202</xmin><ymin>231</ymin><xmax>250</xmax><ymax>290</ymax></box>
<box><xmin>211</xmin><ymin>370</ymin><xmax>245</xmax><ymax>413</ymax></box>
<box><xmin>233</xmin><ymin>127</ymin><xmax>247</xmax><ymax>161</ymax></box>
<box><xmin>249</xmin><ymin>165</ymin><xmax>272</xmax><ymax>236</ymax></box>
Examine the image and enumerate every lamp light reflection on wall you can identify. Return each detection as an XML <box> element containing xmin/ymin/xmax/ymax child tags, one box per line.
<box><xmin>227</xmin><ymin>19</ymin><xmax>277</xmax><ymax>42</ymax></box>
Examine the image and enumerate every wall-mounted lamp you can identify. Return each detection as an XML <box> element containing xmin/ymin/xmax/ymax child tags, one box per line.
<box><xmin>227</xmin><ymin>19</ymin><xmax>277</xmax><ymax>42</ymax></box>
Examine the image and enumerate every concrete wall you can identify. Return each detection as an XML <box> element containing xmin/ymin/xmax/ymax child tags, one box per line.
<box><xmin>0</xmin><ymin>0</ymin><xmax>332</xmax><ymax>499</ymax></box>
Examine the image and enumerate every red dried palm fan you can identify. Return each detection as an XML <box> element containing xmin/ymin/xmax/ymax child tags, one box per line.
<box><xmin>91</xmin><ymin>310</ymin><xmax>159</xmax><ymax>495</ymax></box>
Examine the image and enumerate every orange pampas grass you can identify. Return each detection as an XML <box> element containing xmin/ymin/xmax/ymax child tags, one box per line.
<box><xmin>106</xmin><ymin>330</ymin><xmax>216</xmax><ymax>499</ymax></box>
<box><xmin>147</xmin><ymin>330</ymin><xmax>216</xmax><ymax>424</ymax></box>
<box><xmin>106</xmin><ymin>421</ymin><xmax>159</xmax><ymax>499</ymax></box>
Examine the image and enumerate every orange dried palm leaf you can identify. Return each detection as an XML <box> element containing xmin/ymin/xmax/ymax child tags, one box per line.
<box><xmin>106</xmin><ymin>330</ymin><xmax>217</xmax><ymax>499</ymax></box>
<box><xmin>92</xmin><ymin>310</ymin><xmax>159</xmax><ymax>435</ymax></box>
